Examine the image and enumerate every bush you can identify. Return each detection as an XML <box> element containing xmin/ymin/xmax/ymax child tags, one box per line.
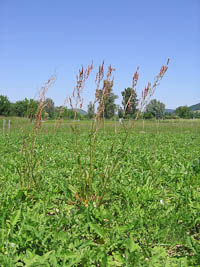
<box><xmin>143</xmin><ymin>112</ymin><xmax>153</xmax><ymax>119</ymax></box>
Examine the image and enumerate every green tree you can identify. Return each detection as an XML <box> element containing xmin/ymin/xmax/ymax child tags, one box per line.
<box><xmin>146</xmin><ymin>99</ymin><xmax>165</xmax><ymax>119</ymax></box>
<box><xmin>13</xmin><ymin>98</ymin><xmax>39</xmax><ymax>119</ymax></box>
<box><xmin>97</xmin><ymin>82</ymin><xmax>118</xmax><ymax>119</ymax></box>
<box><xmin>121</xmin><ymin>87</ymin><xmax>138</xmax><ymax>118</ymax></box>
<box><xmin>44</xmin><ymin>98</ymin><xmax>55</xmax><ymax>119</ymax></box>
<box><xmin>143</xmin><ymin>112</ymin><xmax>153</xmax><ymax>119</ymax></box>
<box><xmin>175</xmin><ymin>106</ymin><xmax>190</xmax><ymax>118</ymax></box>
<box><xmin>27</xmin><ymin>99</ymin><xmax>39</xmax><ymax>121</ymax></box>
<box><xmin>117</xmin><ymin>106</ymin><xmax>124</xmax><ymax>118</ymax></box>
<box><xmin>61</xmin><ymin>108</ymin><xmax>83</xmax><ymax>120</ymax></box>
<box><xmin>14</xmin><ymin>98</ymin><xmax>29</xmax><ymax>117</ymax></box>
<box><xmin>9</xmin><ymin>103</ymin><xmax>17</xmax><ymax>116</ymax></box>
<box><xmin>0</xmin><ymin>95</ymin><xmax>11</xmax><ymax>116</ymax></box>
<box><xmin>193</xmin><ymin>111</ymin><xmax>200</xmax><ymax>119</ymax></box>
<box><xmin>87</xmin><ymin>101</ymin><xmax>95</xmax><ymax>119</ymax></box>
<box><xmin>104</xmin><ymin>92</ymin><xmax>117</xmax><ymax>119</ymax></box>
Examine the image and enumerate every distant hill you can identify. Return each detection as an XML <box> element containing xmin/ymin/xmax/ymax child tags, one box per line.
<box><xmin>189</xmin><ymin>103</ymin><xmax>200</xmax><ymax>111</ymax></box>
<box><xmin>75</xmin><ymin>109</ymin><xmax>87</xmax><ymax>116</ymax></box>
<box><xmin>165</xmin><ymin>109</ymin><xmax>175</xmax><ymax>113</ymax></box>
<box><xmin>66</xmin><ymin>108</ymin><xmax>87</xmax><ymax>115</ymax></box>
<box><xmin>165</xmin><ymin>103</ymin><xmax>200</xmax><ymax>113</ymax></box>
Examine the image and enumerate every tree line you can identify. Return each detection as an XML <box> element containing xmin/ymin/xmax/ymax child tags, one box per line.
<box><xmin>0</xmin><ymin>88</ymin><xmax>199</xmax><ymax>120</ymax></box>
<box><xmin>0</xmin><ymin>95</ymin><xmax>84</xmax><ymax>120</ymax></box>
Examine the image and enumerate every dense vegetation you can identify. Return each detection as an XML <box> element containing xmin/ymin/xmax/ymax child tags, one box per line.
<box><xmin>1</xmin><ymin>60</ymin><xmax>199</xmax><ymax>265</ymax></box>
<box><xmin>0</xmin><ymin>118</ymin><xmax>200</xmax><ymax>266</ymax></box>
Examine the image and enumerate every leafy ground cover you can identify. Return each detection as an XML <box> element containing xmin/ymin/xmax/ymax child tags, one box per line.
<box><xmin>0</xmin><ymin>119</ymin><xmax>200</xmax><ymax>266</ymax></box>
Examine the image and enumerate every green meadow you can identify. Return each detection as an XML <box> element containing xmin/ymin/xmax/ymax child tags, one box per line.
<box><xmin>0</xmin><ymin>118</ymin><xmax>200</xmax><ymax>266</ymax></box>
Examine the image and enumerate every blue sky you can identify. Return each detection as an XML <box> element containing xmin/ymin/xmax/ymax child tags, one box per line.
<box><xmin>0</xmin><ymin>0</ymin><xmax>199</xmax><ymax>110</ymax></box>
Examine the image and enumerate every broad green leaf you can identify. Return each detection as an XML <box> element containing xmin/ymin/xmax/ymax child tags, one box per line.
<box><xmin>11</xmin><ymin>209</ymin><xmax>21</xmax><ymax>227</ymax></box>
<box><xmin>89</xmin><ymin>223</ymin><xmax>106</xmax><ymax>238</ymax></box>
<box><xmin>126</xmin><ymin>234</ymin><xmax>141</xmax><ymax>253</ymax></box>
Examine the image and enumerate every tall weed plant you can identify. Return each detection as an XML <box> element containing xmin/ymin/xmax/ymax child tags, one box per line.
<box><xmin>65</xmin><ymin>59</ymin><xmax>169</xmax><ymax>207</ymax></box>
<box><xmin>16</xmin><ymin>59</ymin><xmax>169</xmax><ymax>202</ymax></box>
<box><xmin>16</xmin><ymin>76</ymin><xmax>56</xmax><ymax>189</ymax></box>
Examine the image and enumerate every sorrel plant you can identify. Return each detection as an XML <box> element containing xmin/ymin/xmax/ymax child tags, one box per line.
<box><xmin>16</xmin><ymin>76</ymin><xmax>56</xmax><ymax>189</ymax></box>
<box><xmin>66</xmin><ymin>59</ymin><xmax>169</xmax><ymax>206</ymax></box>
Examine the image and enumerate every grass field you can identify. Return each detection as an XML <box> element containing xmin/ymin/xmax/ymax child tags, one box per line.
<box><xmin>0</xmin><ymin>118</ymin><xmax>200</xmax><ymax>266</ymax></box>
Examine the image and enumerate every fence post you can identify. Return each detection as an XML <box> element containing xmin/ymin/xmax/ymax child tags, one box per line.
<box><xmin>3</xmin><ymin>119</ymin><xmax>6</xmax><ymax>134</ymax></box>
<box><xmin>8</xmin><ymin>120</ymin><xmax>11</xmax><ymax>133</ymax></box>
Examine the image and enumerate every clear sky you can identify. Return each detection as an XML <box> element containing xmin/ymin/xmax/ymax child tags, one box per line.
<box><xmin>0</xmin><ymin>0</ymin><xmax>199</xmax><ymax>110</ymax></box>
